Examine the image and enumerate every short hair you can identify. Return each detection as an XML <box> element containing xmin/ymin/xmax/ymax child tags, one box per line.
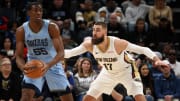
<box><xmin>94</xmin><ymin>22</ymin><xmax>107</xmax><ymax>29</ymax></box>
<box><xmin>26</xmin><ymin>2</ymin><xmax>42</xmax><ymax>11</ymax></box>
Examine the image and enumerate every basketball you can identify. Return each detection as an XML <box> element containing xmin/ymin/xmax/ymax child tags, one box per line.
<box><xmin>24</xmin><ymin>60</ymin><xmax>45</xmax><ymax>79</ymax></box>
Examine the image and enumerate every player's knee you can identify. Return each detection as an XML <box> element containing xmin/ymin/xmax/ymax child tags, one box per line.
<box><xmin>60</xmin><ymin>93</ymin><xmax>74</xmax><ymax>101</ymax></box>
<box><xmin>83</xmin><ymin>95</ymin><xmax>96</xmax><ymax>101</ymax></box>
<box><xmin>21</xmin><ymin>95</ymin><xmax>33</xmax><ymax>101</ymax></box>
<box><xmin>35</xmin><ymin>96</ymin><xmax>44</xmax><ymax>101</ymax></box>
<box><xmin>134</xmin><ymin>94</ymin><xmax>146</xmax><ymax>101</ymax></box>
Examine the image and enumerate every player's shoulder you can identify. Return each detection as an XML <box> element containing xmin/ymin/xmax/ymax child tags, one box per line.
<box><xmin>47</xmin><ymin>20</ymin><xmax>59</xmax><ymax>33</ymax></box>
<box><xmin>16</xmin><ymin>25</ymin><xmax>25</xmax><ymax>34</ymax></box>
<box><xmin>48</xmin><ymin>20</ymin><xmax>58</xmax><ymax>28</ymax></box>
<box><xmin>113</xmin><ymin>37</ymin><xmax>129</xmax><ymax>50</ymax></box>
<box><xmin>110</xmin><ymin>36</ymin><xmax>128</xmax><ymax>44</ymax></box>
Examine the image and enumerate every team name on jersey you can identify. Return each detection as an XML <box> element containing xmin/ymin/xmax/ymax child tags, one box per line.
<box><xmin>26</xmin><ymin>38</ymin><xmax>48</xmax><ymax>47</ymax></box>
<box><xmin>95</xmin><ymin>57</ymin><xmax>118</xmax><ymax>62</ymax></box>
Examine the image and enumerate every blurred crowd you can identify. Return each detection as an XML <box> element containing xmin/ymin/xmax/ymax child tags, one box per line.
<box><xmin>0</xmin><ymin>0</ymin><xmax>180</xmax><ymax>101</ymax></box>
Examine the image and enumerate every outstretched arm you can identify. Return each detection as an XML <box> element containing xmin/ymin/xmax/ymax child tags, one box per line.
<box><xmin>64</xmin><ymin>44</ymin><xmax>88</xmax><ymax>58</ymax></box>
<box><xmin>126</xmin><ymin>43</ymin><xmax>156</xmax><ymax>60</ymax></box>
<box><xmin>125</xmin><ymin>43</ymin><xmax>167</xmax><ymax>67</ymax></box>
<box><xmin>64</xmin><ymin>38</ymin><xmax>92</xmax><ymax>58</ymax></box>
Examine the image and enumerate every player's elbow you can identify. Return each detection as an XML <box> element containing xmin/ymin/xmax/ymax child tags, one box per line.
<box><xmin>58</xmin><ymin>51</ymin><xmax>64</xmax><ymax>60</ymax></box>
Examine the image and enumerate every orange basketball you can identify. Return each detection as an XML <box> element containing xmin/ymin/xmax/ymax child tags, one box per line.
<box><xmin>24</xmin><ymin>60</ymin><xmax>45</xmax><ymax>79</ymax></box>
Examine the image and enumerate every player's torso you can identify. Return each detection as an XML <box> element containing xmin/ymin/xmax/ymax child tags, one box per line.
<box><xmin>92</xmin><ymin>36</ymin><xmax>131</xmax><ymax>74</ymax></box>
<box><xmin>23</xmin><ymin>20</ymin><xmax>55</xmax><ymax>63</ymax></box>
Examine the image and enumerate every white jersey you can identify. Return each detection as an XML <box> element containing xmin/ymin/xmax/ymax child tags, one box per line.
<box><xmin>92</xmin><ymin>36</ymin><xmax>132</xmax><ymax>74</ymax></box>
<box><xmin>88</xmin><ymin>36</ymin><xmax>143</xmax><ymax>98</ymax></box>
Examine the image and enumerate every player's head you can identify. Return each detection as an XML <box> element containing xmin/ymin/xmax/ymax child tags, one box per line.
<box><xmin>92</xmin><ymin>22</ymin><xmax>107</xmax><ymax>45</ymax></box>
<box><xmin>26</xmin><ymin>2</ymin><xmax>43</xmax><ymax>21</ymax></box>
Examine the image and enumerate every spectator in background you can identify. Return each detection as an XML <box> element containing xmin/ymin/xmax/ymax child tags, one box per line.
<box><xmin>47</xmin><ymin>0</ymin><xmax>70</xmax><ymax>21</ymax></box>
<box><xmin>74</xmin><ymin>57</ymin><xmax>97</xmax><ymax>101</ymax></box>
<box><xmin>154</xmin><ymin>60</ymin><xmax>180</xmax><ymax>101</ymax></box>
<box><xmin>61</xmin><ymin>59</ymin><xmax>76</xmax><ymax>100</ymax></box>
<box><xmin>0</xmin><ymin>57</ymin><xmax>21</xmax><ymax>101</ymax></box>
<box><xmin>167</xmin><ymin>49</ymin><xmax>180</xmax><ymax>78</ymax></box>
<box><xmin>139</xmin><ymin>63</ymin><xmax>155</xmax><ymax>101</ymax></box>
<box><xmin>72</xmin><ymin>57</ymin><xmax>84</xmax><ymax>75</ymax></box>
<box><xmin>2</xmin><ymin>36</ymin><xmax>15</xmax><ymax>60</ymax></box>
<box><xmin>2</xmin><ymin>36</ymin><xmax>14</xmax><ymax>52</ymax></box>
<box><xmin>161</xmin><ymin>43</ymin><xmax>173</xmax><ymax>60</ymax></box>
<box><xmin>1</xmin><ymin>36</ymin><xmax>21</xmax><ymax>76</ymax></box>
<box><xmin>113</xmin><ymin>7</ymin><xmax>126</xmax><ymax>27</ymax></box>
<box><xmin>127</xmin><ymin>18</ymin><xmax>149</xmax><ymax>46</ymax></box>
<box><xmin>121</xmin><ymin>0</ymin><xmax>147</xmax><ymax>12</ymax></box>
<box><xmin>95</xmin><ymin>7</ymin><xmax>109</xmax><ymax>23</ymax></box>
<box><xmin>46</xmin><ymin>0</ymin><xmax>71</xmax><ymax>29</ymax></box>
<box><xmin>125</xmin><ymin>0</ymin><xmax>151</xmax><ymax>31</ymax></box>
<box><xmin>75</xmin><ymin>20</ymin><xmax>92</xmax><ymax>45</ymax></box>
<box><xmin>148</xmin><ymin>17</ymin><xmax>175</xmax><ymax>45</ymax></box>
<box><xmin>97</xmin><ymin>0</ymin><xmax>125</xmax><ymax>23</ymax></box>
<box><xmin>148</xmin><ymin>0</ymin><xmax>174</xmax><ymax>31</ymax></box>
<box><xmin>81</xmin><ymin>0</ymin><xmax>97</xmax><ymax>26</ymax></box>
<box><xmin>107</xmin><ymin>12</ymin><xmax>127</xmax><ymax>39</ymax></box>
<box><xmin>5</xmin><ymin>20</ymin><xmax>19</xmax><ymax>46</ymax></box>
<box><xmin>61</xmin><ymin>19</ymin><xmax>78</xmax><ymax>49</ymax></box>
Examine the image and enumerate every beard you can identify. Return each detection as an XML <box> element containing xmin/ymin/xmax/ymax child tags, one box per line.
<box><xmin>92</xmin><ymin>36</ymin><xmax>104</xmax><ymax>45</ymax></box>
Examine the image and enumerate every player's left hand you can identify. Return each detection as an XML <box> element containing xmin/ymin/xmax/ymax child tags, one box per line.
<box><xmin>154</xmin><ymin>60</ymin><xmax>169</xmax><ymax>67</ymax></box>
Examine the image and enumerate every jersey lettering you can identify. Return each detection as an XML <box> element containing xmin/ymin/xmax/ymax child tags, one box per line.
<box><xmin>33</xmin><ymin>48</ymin><xmax>48</xmax><ymax>55</ymax></box>
<box><xmin>103</xmin><ymin>63</ymin><xmax>112</xmax><ymax>70</ymax></box>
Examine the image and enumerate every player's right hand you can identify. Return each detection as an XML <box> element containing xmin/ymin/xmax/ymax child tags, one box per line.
<box><xmin>23</xmin><ymin>64</ymin><xmax>35</xmax><ymax>74</ymax></box>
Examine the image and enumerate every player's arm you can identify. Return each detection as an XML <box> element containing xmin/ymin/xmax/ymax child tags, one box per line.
<box><xmin>115</xmin><ymin>39</ymin><xmax>167</xmax><ymax>66</ymax></box>
<box><xmin>126</xmin><ymin>43</ymin><xmax>157</xmax><ymax>60</ymax></box>
<box><xmin>125</xmin><ymin>42</ymin><xmax>168</xmax><ymax>66</ymax></box>
<box><xmin>48</xmin><ymin>22</ymin><xmax>64</xmax><ymax>68</ymax></box>
<box><xmin>16</xmin><ymin>26</ymin><xmax>26</xmax><ymax>71</ymax></box>
<box><xmin>64</xmin><ymin>37</ymin><xmax>92</xmax><ymax>58</ymax></box>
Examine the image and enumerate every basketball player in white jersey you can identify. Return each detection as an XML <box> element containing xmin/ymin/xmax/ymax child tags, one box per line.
<box><xmin>15</xmin><ymin>2</ymin><xmax>74</xmax><ymax>101</ymax></box>
<box><xmin>65</xmin><ymin>22</ymin><xmax>168</xmax><ymax>101</ymax></box>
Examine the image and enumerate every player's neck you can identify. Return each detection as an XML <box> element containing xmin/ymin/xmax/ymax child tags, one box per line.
<box><xmin>29</xmin><ymin>21</ymin><xmax>43</xmax><ymax>33</ymax></box>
